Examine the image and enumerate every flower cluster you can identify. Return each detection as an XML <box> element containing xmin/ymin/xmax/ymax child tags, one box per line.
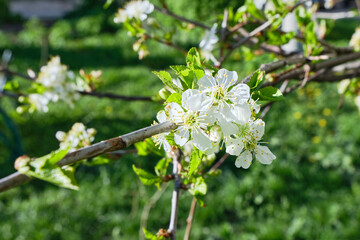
<box><xmin>350</xmin><ymin>27</ymin><xmax>360</xmax><ymax>51</ymax></box>
<box><xmin>153</xmin><ymin>68</ymin><xmax>276</xmax><ymax>169</ymax></box>
<box><xmin>114</xmin><ymin>0</ymin><xmax>154</xmax><ymax>23</ymax></box>
<box><xmin>19</xmin><ymin>56</ymin><xmax>80</xmax><ymax>113</ymax></box>
<box><xmin>56</xmin><ymin>122</ymin><xmax>96</xmax><ymax>152</ymax></box>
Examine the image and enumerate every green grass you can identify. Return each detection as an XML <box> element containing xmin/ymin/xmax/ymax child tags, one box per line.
<box><xmin>0</xmin><ymin>11</ymin><xmax>360</xmax><ymax>240</ymax></box>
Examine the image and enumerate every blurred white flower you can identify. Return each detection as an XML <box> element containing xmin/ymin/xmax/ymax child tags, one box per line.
<box><xmin>56</xmin><ymin>122</ymin><xmax>96</xmax><ymax>152</ymax></box>
<box><xmin>350</xmin><ymin>28</ymin><xmax>360</xmax><ymax>51</ymax></box>
<box><xmin>152</xmin><ymin>110</ymin><xmax>172</xmax><ymax>152</ymax></box>
<box><xmin>114</xmin><ymin>0</ymin><xmax>154</xmax><ymax>23</ymax></box>
<box><xmin>199</xmin><ymin>23</ymin><xmax>219</xmax><ymax>64</ymax></box>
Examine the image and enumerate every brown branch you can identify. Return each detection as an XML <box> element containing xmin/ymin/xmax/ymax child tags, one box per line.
<box><xmin>184</xmin><ymin>197</ymin><xmax>197</xmax><ymax>240</ymax></box>
<box><xmin>240</xmin><ymin>55</ymin><xmax>308</xmax><ymax>84</ymax></box>
<box><xmin>0</xmin><ymin>67</ymin><xmax>35</xmax><ymax>81</ymax></box>
<box><xmin>274</xmin><ymin>52</ymin><xmax>360</xmax><ymax>83</ymax></box>
<box><xmin>218</xmin><ymin>20</ymin><xmax>273</xmax><ymax>66</ymax></box>
<box><xmin>144</xmin><ymin>34</ymin><xmax>188</xmax><ymax>55</ymax></box>
<box><xmin>0</xmin><ymin>121</ymin><xmax>177</xmax><ymax>193</ymax></box>
<box><xmin>78</xmin><ymin>91</ymin><xmax>154</xmax><ymax>102</ymax></box>
<box><xmin>168</xmin><ymin>148</ymin><xmax>182</xmax><ymax>239</ymax></box>
<box><xmin>154</xmin><ymin>6</ymin><xmax>210</xmax><ymax>30</ymax></box>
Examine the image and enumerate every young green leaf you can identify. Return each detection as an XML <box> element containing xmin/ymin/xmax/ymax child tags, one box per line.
<box><xmin>16</xmin><ymin>149</ymin><xmax>79</xmax><ymax>190</ymax></box>
<box><xmin>247</xmin><ymin>69</ymin><xmax>265</xmax><ymax>92</ymax></box>
<box><xmin>253</xmin><ymin>86</ymin><xmax>284</xmax><ymax>101</ymax></box>
<box><xmin>153</xmin><ymin>71</ymin><xmax>182</xmax><ymax>93</ymax></box>
<box><xmin>132</xmin><ymin>165</ymin><xmax>163</xmax><ymax>186</ymax></box>
<box><xmin>155</xmin><ymin>157</ymin><xmax>171</xmax><ymax>176</ymax></box>
<box><xmin>188</xmin><ymin>148</ymin><xmax>203</xmax><ymax>177</ymax></box>
<box><xmin>135</xmin><ymin>138</ymin><xmax>164</xmax><ymax>156</ymax></box>
<box><xmin>166</xmin><ymin>93</ymin><xmax>182</xmax><ymax>105</ymax></box>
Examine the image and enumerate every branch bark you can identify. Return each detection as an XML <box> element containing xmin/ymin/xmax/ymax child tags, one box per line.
<box><xmin>168</xmin><ymin>148</ymin><xmax>182</xmax><ymax>240</ymax></box>
<box><xmin>78</xmin><ymin>91</ymin><xmax>154</xmax><ymax>102</ymax></box>
<box><xmin>0</xmin><ymin>121</ymin><xmax>177</xmax><ymax>193</ymax></box>
<box><xmin>154</xmin><ymin>6</ymin><xmax>210</xmax><ymax>30</ymax></box>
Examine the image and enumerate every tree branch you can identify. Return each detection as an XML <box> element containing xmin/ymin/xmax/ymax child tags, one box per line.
<box><xmin>184</xmin><ymin>197</ymin><xmax>197</xmax><ymax>240</ymax></box>
<box><xmin>0</xmin><ymin>121</ymin><xmax>177</xmax><ymax>193</ymax></box>
<box><xmin>168</xmin><ymin>148</ymin><xmax>182</xmax><ymax>239</ymax></box>
<box><xmin>78</xmin><ymin>91</ymin><xmax>154</xmax><ymax>102</ymax></box>
<box><xmin>144</xmin><ymin>34</ymin><xmax>188</xmax><ymax>55</ymax></box>
<box><xmin>154</xmin><ymin>6</ymin><xmax>210</xmax><ymax>30</ymax></box>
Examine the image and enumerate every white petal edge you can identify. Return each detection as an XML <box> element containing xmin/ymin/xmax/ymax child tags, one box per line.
<box><xmin>235</xmin><ymin>150</ymin><xmax>252</xmax><ymax>169</ymax></box>
<box><xmin>255</xmin><ymin>145</ymin><xmax>276</xmax><ymax>165</ymax></box>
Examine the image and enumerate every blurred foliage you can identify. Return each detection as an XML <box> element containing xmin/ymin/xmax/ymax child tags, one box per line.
<box><xmin>0</xmin><ymin>0</ymin><xmax>360</xmax><ymax>239</ymax></box>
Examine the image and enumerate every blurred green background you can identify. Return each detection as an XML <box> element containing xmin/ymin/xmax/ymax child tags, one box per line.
<box><xmin>0</xmin><ymin>0</ymin><xmax>360</xmax><ymax>239</ymax></box>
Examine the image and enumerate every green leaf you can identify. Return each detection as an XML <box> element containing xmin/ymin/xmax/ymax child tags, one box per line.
<box><xmin>153</xmin><ymin>70</ymin><xmax>182</xmax><ymax>93</ymax></box>
<box><xmin>165</xmin><ymin>132</ymin><xmax>176</xmax><ymax>146</ymax></box>
<box><xmin>132</xmin><ymin>165</ymin><xmax>162</xmax><ymax>186</ymax></box>
<box><xmin>253</xmin><ymin>86</ymin><xmax>284</xmax><ymax>101</ymax></box>
<box><xmin>17</xmin><ymin>149</ymin><xmax>79</xmax><ymax>190</ymax></box>
<box><xmin>188</xmin><ymin>148</ymin><xmax>203</xmax><ymax>177</ymax></box>
<box><xmin>247</xmin><ymin>69</ymin><xmax>265</xmax><ymax>92</ymax></box>
<box><xmin>135</xmin><ymin>138</ymin><xmax>164</xmax><ymax>156</ymax></box>
<box><xmin>143</xmin><ymin>228</ymin><xmax>162</xmax><ymax>240</ymax></box>
<box><xmin>166</xmin><ymin>92</ymin><xmax>182</xmax><ymax>105</ymax></box>
<box><xmin>186</xmin><ymin>47</ymin><xmax>202</xmax><ymax>69</ymax></box>
<box><xmin>245</xmin><ymin>0</ymin><xmax>265</xmax><ymax>20</ymax></box>
<box><xmin>103</xmin><ymin>0</ymin><xmax>113</xmax><ymax>9</ymax></box>
<box><xmin>266</xmin><ymin>31</ymin><xmax>296</xmax><ymax>46</ymax></box>
<box><xmin>189</xmin><ymin>177</ymin><xmax>207</xmax><ymax>198</ymax></box>
<box><xmin>85</xmin><ymin>155</ymin><xmax>114</xmax><ymax>166</ymax></box>
<box><xmin>155</xmin><ymin>157</ymin><xmax>171</xmax><ymax>176</ymax></box>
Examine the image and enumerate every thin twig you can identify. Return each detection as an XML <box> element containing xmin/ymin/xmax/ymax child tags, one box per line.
<box><xmin>140</xmin><ymin>182</ymin><xmax>169</xmax><ymax>240</ymax></box>
<box><xmin>218</xmin><ymin>9</ymin><xmax>229</xmax><ymax>61</ymax></box>
<box><xmin>0</xmin><ymin>67</ymin><xmax>35</xmax><ymax>81</ymax></box>
<box><xmin>209</xmin><ymin>153</ymin><xmax>230</xmax><ymax>172</ymax></box>
<box><xmin>0</xmin><ymin>121</ymin><xmax>177</xmax><ymax>193</ymax></box>
<box><xmin>144</xmin><ymin>34</ymin><xmax>188</xmax><ymax>55</ymax></box>
<box><xmin>154</xmin><ymin>6</ymin><xmax>210</xmax><ymax>30</ymax></box>
<box><xmin>184</xmin><ymin>197</ymin><xmax>197</xmax><ymax>240</ymax></box>
<box><xmin>78</xmin><ymin>91</ymin><xmax>154</xmax><ymax>101</ymax></box>
<box><xmin>218</xmin><ymin>20</ymin><xmax>272</xmax><ymax>66</ymax></box>
<box><xmin>168</xmin><ymin>148</ymin><xmax>182</xmax><ymax>240</ymax></box>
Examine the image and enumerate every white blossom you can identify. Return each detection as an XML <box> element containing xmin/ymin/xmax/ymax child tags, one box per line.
<box><xmin>56</xmin><ymin>122</ymin><xmax>96</xmax><ymax>152</ymax></box>
<box><xmin>114</xmin><ymin>0</ymin><xmax>154</xmax><ymax>23</ymax></box>
<box><xmin>194</xmin><ymin>69</ymin><xmax>251</xmax><ymax>136</ymax></box>
<box><xmin>225</xmin><ymin>119</ymin><xmax>275</xmax><ymax>169</ymax></box>
<box><xmin>166</xmin><ymin>101</ymin><xmax>212</xmax><ymax>151</ymax></box>
<box><xmin>152</xmin><ymin>110</ymin><xmax>172</xmax><ymax>152</ymax></box>
<box><xmin>199</xmin><ymin>23</ymin><xmax>219</xmax><ymax>64</ymax></box>
<box><xmin>350</xmin><ymin>28</ymin><xmax>360</xmax><ymax>51</ymax></box>
<box><xmin>27</xmin><ymin>56</ymin><xmax>80</xmax><ymax>112</ymax></box>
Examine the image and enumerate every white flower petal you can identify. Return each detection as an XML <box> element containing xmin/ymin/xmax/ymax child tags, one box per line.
<box><xmin>250</xmin><ymin>119</ymin><xmax>265</xmax><ymax>141</ymax></box>
<box><xmin>225</xmin><ymin>138</ymin><xmax>244</xmax><ymax>156</ymax></box>
<box><xmin>217</xmin><ymin>69</ymin><xmax>238</xmax><ymax>89</ymax></box>
<box><xmin>182</xmin><ymin>89</ymin><xmax>212</xmax><ymax>111</ymax></box>
<box><xmin>163</xmin><ymin>140</ymin><xmax>172</xmax><ymax>152</ymax></box>
<box><xmin>157</xmin><ymin>110</ymin><xmax>167</xmax><ymax>123</ymax></box>
<box><xmin>167</xmin><ymin>102</ymin><xmax>184</xmax><ymax>123</ymax></box>
<box><xmin>255</xmin><ymin>145</ymin><xmax>276</xmax><ymax>165</ymax></box>
<box><xmin>232</xmin><ymin>103</ymin><xmax>251</xmax><ymax>125</ymax></box>
<box><xmin>197</xmin><ymin>74</ymin><xmax>217</xmax><ymax>90</ymax></box>
<box><xmin>192</xmin><ymin>129</ymin><xmax>212</xmax><ymax>151</ymax></box>
<box><xmin>217</xmin><ymin>113</ymin><xmax>238</xmax><ymax>136</ymax></box>
<box><xmin>228</xmin><ymin>84</ymin><xmax>250</xmax><ymax>103</ymax></box>
<box><xmin>174</xmin><ymin>126</ymin><xmax>189</xmax><ymax>146</ymax></box>
<box><xmin>235</xmin><ymin>150</ymin><xmax>252</xmax><ymax>169</ymax></box>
